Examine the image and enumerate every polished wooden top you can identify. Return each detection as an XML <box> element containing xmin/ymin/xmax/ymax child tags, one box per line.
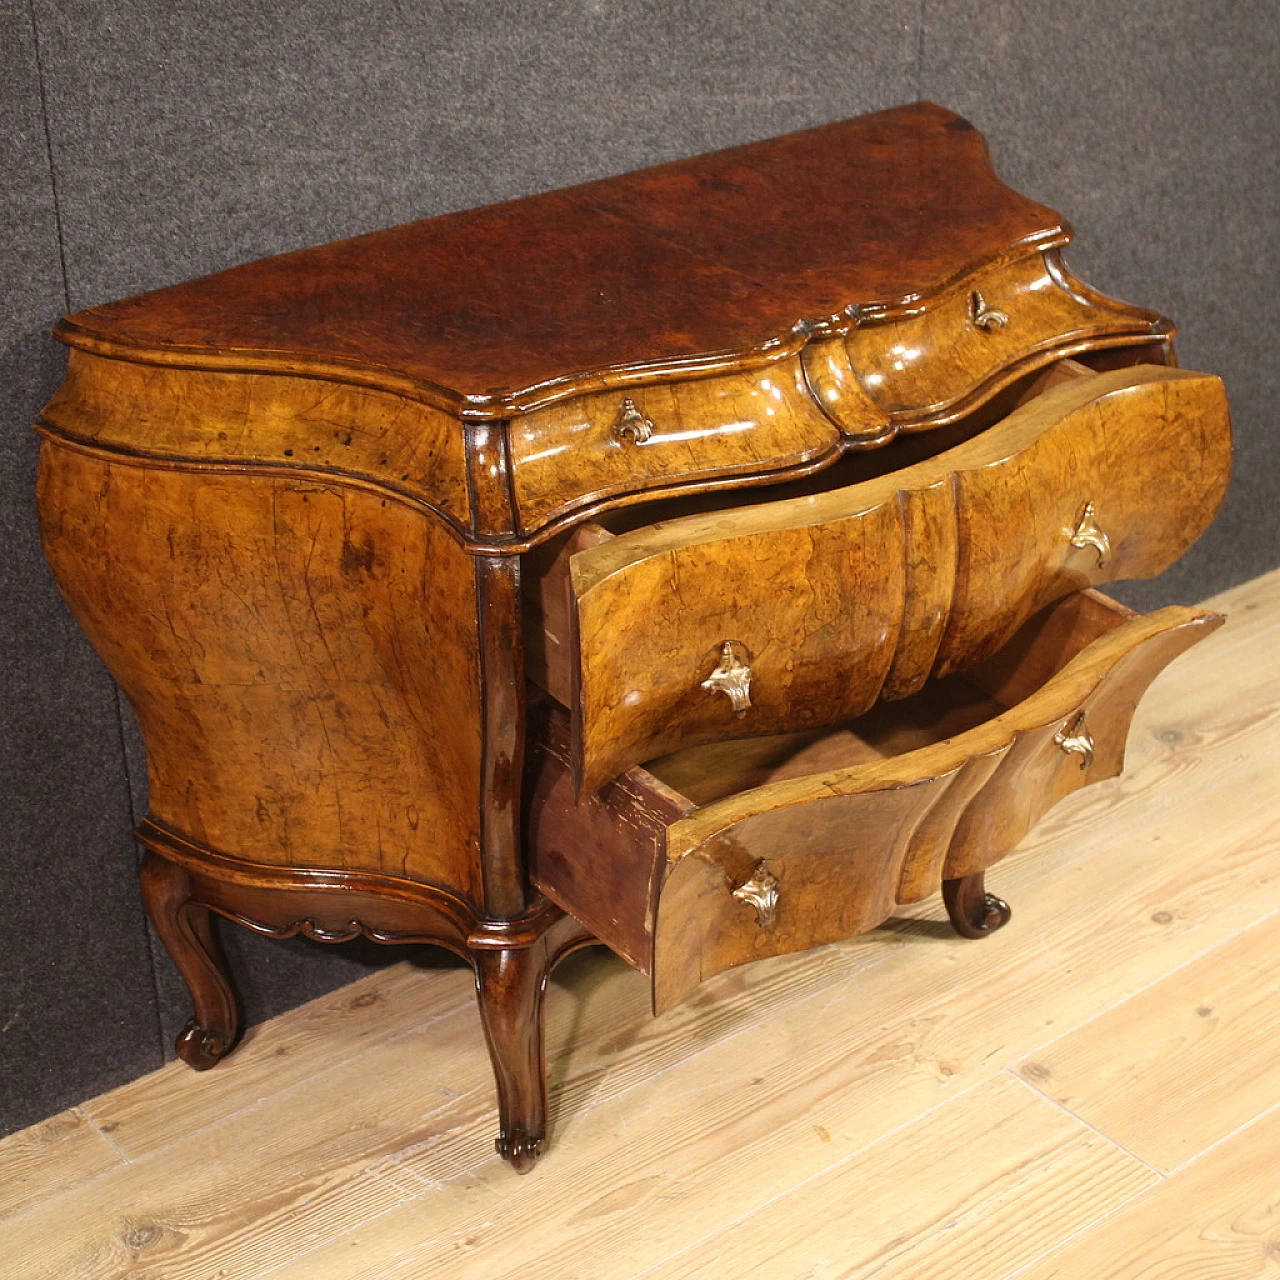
<box><xmin>55</xmin><ymin>102</ymin><xmax>1066</xmax><ymax>416</ymax></box>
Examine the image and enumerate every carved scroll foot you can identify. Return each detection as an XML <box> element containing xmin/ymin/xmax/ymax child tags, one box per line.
<box><xmin>942</xmin><ymin>872</ymin><xmax>1012</xmax><ymax>940</ymax></box>
<box><xmin>471</xmin><ymin>911</ymin><xmax>596</xmax><ymax>1173</ymax></box>
<box><xmin>139</xmin><ymin>849</ymin><xmax>240</xmax><ymax>1071</ymax></box>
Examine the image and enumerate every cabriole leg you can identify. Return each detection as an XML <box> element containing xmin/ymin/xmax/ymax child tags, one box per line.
<box><xmin>471</xmin><ymin>911</ymin><xmax>597</xmax><ymax>1173</ymax></box>
<box><xmin>139</xmin><ymin>849</ymin><xmax>240</xmax><ymax>1069</ymax></box>
<box><xmin>942</xmin><ymin>870</ymin><xmax>1012</xmax><ymax>939</ymax></box>
<box><xmin>472</xmin><ymin>939</ymin><xmax>554</xmax><ymax>1174</ymax></box>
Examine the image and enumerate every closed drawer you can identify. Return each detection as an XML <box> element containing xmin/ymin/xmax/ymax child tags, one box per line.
<box><xmin>508</xmin><ymin>356</ymin><xmax>843</xmax><ymax>532</ymax></box>
<box><xmin>528</xmin><ymin>591</ymin><xmax>1222</xmax><ymax>1013</ymax></box>
<box><xmin>803</xmin><ymin>249</ymin><xmax>1169</xmax><ymax>438</ymax></box>
<box><xmin>526</xmin><ymin>363</ymin><xmax>1230</xmax><ymax>795</ymax></box>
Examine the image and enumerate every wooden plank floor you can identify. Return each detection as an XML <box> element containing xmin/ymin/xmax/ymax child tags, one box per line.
<box><xmin>3</xmin><ymin>568</ymin><xmax>1279</xmax><ymax>1279</ymax></box>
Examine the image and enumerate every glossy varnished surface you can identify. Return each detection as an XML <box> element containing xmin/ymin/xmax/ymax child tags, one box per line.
<box><xmin>808</xmin><ymin>250</ymin><xmax>1165</xmax><ymax>435</ymax></box>
<box><xmin>37</xmin><ymin>439</ymin><xmax>486</xmax><ymax>903</ymax></box>
<box><xmin>5</xmin><ymin>568</ymin><xmax>1278</xmax><ymax>1276</ymax></box>
<box><xmin>544</xmin><ymin>364</ymin><xmax>1230</xmax><ymax>794</ymax></box>
<box><xmin>55</xmin><ymin>104</ymin><xmax>1076</xmax><ymax>414</ymax></box>
<box><xmin>30</xmin><ymin>101</ymin><xmax>1234</xmax><ymax>1174</ymax></box>
<box><xmin>40</xmin><ymin>349</ymin><xmax>472</xmax><ymax>532</ymax></box>
<box><xmin>508</xmin><ymin>355</ymin><xmax>844</xmax><ymax>531</ymax></box>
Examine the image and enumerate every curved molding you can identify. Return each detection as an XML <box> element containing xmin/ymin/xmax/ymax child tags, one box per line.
<box><xmin>566</xmin><ymin>366</ymin><xmax>1230</xmax><ymax>792</ymax></box>
<box><xmin>35</xmin><ymin>419</ymin><xmax>474</xmax><ymax>542</ymax></box>
<box><xmin>135</xmin><ymin>818</ymin><xmax>575</xmax><ymax>954</ymax></box>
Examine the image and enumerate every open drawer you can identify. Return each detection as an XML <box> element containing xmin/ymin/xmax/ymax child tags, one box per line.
<box><xmin>527</xmin><ymin>590</ymin><xmax>1222</xmax><ymax>1013</ymax></box>
<box><xmin>524</xmin><ymin>362</ymin><xmax>1231</xmax><ymax>795</ymax></box>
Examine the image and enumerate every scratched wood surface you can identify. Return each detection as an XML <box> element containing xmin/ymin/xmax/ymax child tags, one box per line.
<box><xmin>1</xmin><ymin>568</ymin><xmax>1277</xmax><ymax>1279</ymax></box>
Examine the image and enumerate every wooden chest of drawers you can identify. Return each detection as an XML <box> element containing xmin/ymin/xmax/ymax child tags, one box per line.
<box><xmin>35</xmin><ymin>103</ymin><xmax>1231</xmax><ymax>1172</ymax></box>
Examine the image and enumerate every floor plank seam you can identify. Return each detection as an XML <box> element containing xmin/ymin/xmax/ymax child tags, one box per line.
<box><xmin>0</xmin><ymin>998</ymin><xmax>484</xmax><ymax>1235</ymax></box>
<box><xmin>80</xmin><ymin>1106</ymin><xmax>133</xmax><ymax>1167</ymax></box>
<box><xmin>999</xmin><ymin>1067</ymin><xmax>1166</xmax><ymax>1180</ymax></box>
<box><xmin>998</xmin><ymin>1178</ymin><xmax>1165</xmax><ymax>1280</ymax></box>
<box><xmin>627</xmin><ymin>1071</ymin><xmax>1004</xmax><ymax>1280</ymax></box>
<box><xmin>1005</xmin><ymin>897</ymin><xmax>1280</xmax><ymax>1082</ymax></box>
<box><xmin>246</xmin><ymin>1194</ymin><xmax>436</xmax><ymax>1280</ymax></box>
<box><xmin>532</xmin><ymin>939</ymin><xmax>907</xmax><ymax>1130</ymax></box>
<box><xmin>76</xmin><ymin>987</ymin><xmax>478</xmax><ymax>1162</ymax></box>
<box><xmin>5</xmin><ymin>575</ymin><xmax>1275</xmax><ymax>1277</ymax></box>
<box><xmin>1160</xmin><ymin>1091</ymin><xmax>1280</xmax><ymax>1179</ymax></box>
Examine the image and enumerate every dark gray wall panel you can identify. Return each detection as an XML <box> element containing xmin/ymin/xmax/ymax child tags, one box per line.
<box><xmin>920</xmin><ymin>0</ymin><xmax>1279</xmax><ymax>610</ymax></box>
<box><xmin>33</xmin><ymin>0</ymin><xmax>917</xmax><ymax>308</ymax></box>
<box><xmin>0</xmin><ymin>0</ymin><xmax>164</xmax><ymax>1136</ymax></box>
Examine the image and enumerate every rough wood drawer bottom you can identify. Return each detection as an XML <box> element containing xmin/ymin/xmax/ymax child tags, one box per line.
<box><xmin>529</xmin><ymin>590</ymin><xmax>1222</xmax><ymax>1012</ymax></box>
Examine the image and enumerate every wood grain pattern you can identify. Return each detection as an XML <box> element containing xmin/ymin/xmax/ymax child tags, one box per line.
<box><xmin>651</xmin><ymin>599</ymin><xmax>1219</xmax><ymax>1010</ymax></box>
<box><xmin>28</xmin><ymin>99</ymin><xmax>1234</xmax><ymax>1189</ymax></box>
<box><xmin>531</xmin><ymin>591</ymin><xmax>1221</xmax><ymax>1012</ymax></box>
<box><xmin>259</xmin><ymin>608</ymin><xmax>1280</xmax><ymax>1280</ymax></box>
<box><xmin>1018</xmin><ymin>912</ymin><xmax>1280</xmax><ymax>1173</ymax></box>
<box><xmin>645</xmin><ymin>1073</ymin><xmax>1157</xmax><ymax>1280</ymax></box>
<box><xmin>39</xmin><ymin>349</ymin><xmax>471</xmax><ymax>530</ymax></box>
<box><xmin>553</xmin><ymin>364</ymin><xmax>1229</xmax><ymax>792</ymax></box>
<box><xmin>130</xmin><ymin>824</ymin><xmax>600</xmax><ymax>1171</ymax></box>
<box><xmin>1014</xmin><ymin>1104</ymin><xmax>1280</xmax><ymax>1280</ymax></box>
<box><xmin>37</xmin><ymin>439</ymin><xmax>485</xmax><ymax>901</ymax></box>
<box><xmin>78</xmin><ymin>963</ymin><xmax>475</xmax><ymax>1162</ymax></box>
<box><xmin>5</xmin><ymin>570</ymin><xmax>1274</xmax><ymax>1280</ymax></box>
<box><xmin>509</xmin><ymin>355</ymin><xmax>845</xmax><ymax>531</ymax></box>
<box><xmin>0</xmin><ymin>1109</ymin><xmax>125</xmax><ymax>1222</ymax></box>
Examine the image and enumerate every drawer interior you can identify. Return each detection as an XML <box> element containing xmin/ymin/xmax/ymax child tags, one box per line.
<box><xmin>642</xmin><ymin>678</ymin><xmax>1004</xmax><ymax>806</ymax></box>
<box><xmin>638</xmin><ymin>585</ymin><xmax>1131</xmax><ymax>807</ymax></box>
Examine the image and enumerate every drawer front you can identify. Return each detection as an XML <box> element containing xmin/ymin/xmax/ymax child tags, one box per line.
<box><xmin>508</xmin><ymin>356</ymin><xmax>844</xmax><ymax>531</ymax></box>
<box><xmin>804</xmin><ymin>250</ymin><xmax>1167</xmax><ymax>438</ymax></box>
<box><xmin>565</xmin><ymin>365</ymin><xmax>1230</xmax><ymax>794</ymax></box>
<box><xmin>650</xmin><ymin>599</ymin><xmax>1221</xmax><ymax>1011</ymax></box>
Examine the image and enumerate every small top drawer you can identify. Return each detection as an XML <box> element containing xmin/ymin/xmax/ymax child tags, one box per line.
<box><xmin>507</xmin><ymin>357</ymin><xmax>843</xmax><ymax>531</ymax></box>
<box><xmin>526</xmin><ymin>363</ymin><xmax>1231</xmax><ymax>795</ymax></box>
<box><xmin>804</xmin><ymin>251</ymin><xmax>1168</xmax><ymax>438</ymax></box>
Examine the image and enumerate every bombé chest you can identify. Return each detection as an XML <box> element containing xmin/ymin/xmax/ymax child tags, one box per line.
<box><xmin>35</xmin><ymin>103</ymin><xmax>1231</xmax><ymax>1170</ymax></box>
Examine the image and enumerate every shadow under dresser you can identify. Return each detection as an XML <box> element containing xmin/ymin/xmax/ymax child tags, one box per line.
<box><xmin>34</xmin><ymin>102</ymin><xmax>1232</xmax><ymax>1171</ymax></box>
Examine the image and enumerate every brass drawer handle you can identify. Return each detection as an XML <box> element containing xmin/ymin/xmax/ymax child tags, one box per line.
<box><xmin>614</xmin><ymin>397</ymin><xmax>654</xmax><ymax>444</ymax></box>
<box><xmin>701</xmin><ymin>641</ymin><xmax>752</xmax><ymax>715</ymax></box>
<box><xmin>1055</xmin><ymin>712</ymin><xmax>1094</xmax><ymax>769</ymax></box>
<box><xmin>1070</xmin><ymin>501</ymin><xmax>1112</xmax><ymax>566</ymax></box>
<box><xmin>732</xmin><ymin>865</ymin><xmax>779</xmax><ymax>928</ymax></box>
<box><xmin>968</xmin><ymin>289</ymin><xmax>1009</xmax><ymax>332</ymax></box>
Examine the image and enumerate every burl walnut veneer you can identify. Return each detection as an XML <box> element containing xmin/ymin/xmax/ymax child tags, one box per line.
<box><xmin>35</xmin><ymin>103</ymin><xmax>1232</xmax><ymax>1172</ymax></box>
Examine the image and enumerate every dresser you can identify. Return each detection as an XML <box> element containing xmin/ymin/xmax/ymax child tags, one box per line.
<box><xmin>35</xmin><ymin>103</ymin><xmax>1232</xmax><ymax>1172</ymax></box>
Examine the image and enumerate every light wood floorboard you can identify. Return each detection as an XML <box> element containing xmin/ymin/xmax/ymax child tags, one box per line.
<box><xmin>1018</xmin><ymin>911</ymin><xmax>1280</xmax><ymax>1174</ymax></box>
<box><xmin>1</xmin><ymin>568</ymin><xmax>1277</xmax><ymax>1279</ymax></box>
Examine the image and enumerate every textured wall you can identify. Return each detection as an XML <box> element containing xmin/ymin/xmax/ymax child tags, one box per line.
<box><xmin>2</xmin><ymin>0</ymin><xmax>1275</xmax><ymax>1136</ymax></box>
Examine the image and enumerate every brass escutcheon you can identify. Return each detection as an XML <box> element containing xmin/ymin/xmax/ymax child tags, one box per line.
<box><xmin>968</xmin><ymin>288</ymin><xmax>1010</xmax><ymax>332</ymax></box>
<box><xmin>614</xmin><ymin>397</ymin><xmax>654</xmax><ymax>444</ymax></box>
<box><xmin>701</xmin><ymin>641</ymin><xmax>752</xmax><ymax>715</ymax></box>
<box><xmin>732</xmin><ymin>865</ymin><xmax>780</xmax><ymax>928</ymax></box>
<box><xmin>1054</xmin><ymin>711</ymin><xmax>1095</xmax><ymax>769</ymax></box>
<box><xmin>1069</xmin><ymin>500</ymin><xmax>1112</xmax><ymax>566</ymax></box>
